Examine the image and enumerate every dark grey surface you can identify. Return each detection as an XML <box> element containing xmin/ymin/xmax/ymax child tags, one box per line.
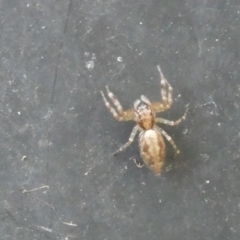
<box><xmin>1</xmin><ymin>0</ymin><xmax>240</xmax><ymax>239</ymax></box>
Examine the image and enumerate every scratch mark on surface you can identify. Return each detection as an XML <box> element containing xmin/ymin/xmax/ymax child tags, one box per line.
<box><xmin>198</xmin><ymin>97</ymin><xmax>217</xmax><ymax>109</ymax></box>
<box><xmin>51</xmin><ymin>0</ymin><xmax>73</xmax><ymax>103</ymax></box>
<box><xmin>198</xmin><ymin>39</ymin><xmax>203</xmax><ymax>57</ymax></box>
<box><xmin>4</xmin><ymin>209</ymin><xmax>55</xmax><ymax>239</ymax></box>
<box><xmin>35</xmin><ymin>197</ymin><xmax>77</xmax><ymax>227</ymax></box>
<box><xmin>21</xmin><ymin>185</ymin><xmax>49</xmax><ymax>193</ymax></box>
<box><xmin>194</xmin><ymin>97</ymin><xmax>219</xmax><ymax>115</ymax></box>
<box><xmin>46</xmin><ymin>0</ymin><xmax>73</xmax><ymax>228</ymax></box>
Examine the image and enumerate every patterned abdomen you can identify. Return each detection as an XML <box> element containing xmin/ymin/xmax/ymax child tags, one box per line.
<box><xmin>139</xmin><ymin>129</ymin><xmax>166</xmax><ymax>175</ymax></box>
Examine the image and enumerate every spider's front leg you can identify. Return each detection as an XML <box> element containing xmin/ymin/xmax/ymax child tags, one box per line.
<box><xmin>100</xmin><ymin>86</ymin><xmax>134</xmax><ymax>121</ymax></box>
<box><xmin>151</xmin><ymin>65</ymin><xmax>173</xmax><ymax>112</ymax></box>
<box><xmin>113</xmin><ymin>125</ymin><xmax>139</xmax><ymax>155</ymax></box>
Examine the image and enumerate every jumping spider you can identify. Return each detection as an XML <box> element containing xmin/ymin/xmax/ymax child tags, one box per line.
<box><xmin>100</xmin><ymin>65</ymin><xmax>188</xmax><ymax>175</ymax></box>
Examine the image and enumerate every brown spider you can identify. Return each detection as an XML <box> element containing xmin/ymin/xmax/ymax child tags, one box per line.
<box><xmin>100</xmin><ymin>65</ymin><xmax>188</xmax><ymax>175</ymax></box>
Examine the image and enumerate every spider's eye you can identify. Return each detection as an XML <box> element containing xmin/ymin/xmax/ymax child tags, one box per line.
<box><xmin>137</xmin><ymin>102</ymin><xmax>149</xmax><ymax>112</ymax></box>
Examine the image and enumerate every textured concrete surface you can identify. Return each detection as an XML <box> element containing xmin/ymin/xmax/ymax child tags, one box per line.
<box><xmin>1</xmin><ymin>0</ymin><xmax>240</xmax><ymax>239</ymax></box>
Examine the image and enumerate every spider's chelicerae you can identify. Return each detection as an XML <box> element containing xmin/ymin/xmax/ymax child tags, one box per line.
<box><xmin>100</xmin><ymin>65</ymin><xmax>188</xmax><ymax>175</ymax></box>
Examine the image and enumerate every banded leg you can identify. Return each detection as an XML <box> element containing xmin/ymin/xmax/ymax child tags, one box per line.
<box><xmin>158</xmin><ymin>65</ymin><xmax>173</xmax><ymax>107</ymax></box>
<box><xmin>154</xmin><ymin>126</ymin><xmax>180</xmax><ymax>155</ymax></box>
<box><xmin>105</xmin><ymin>86</ymin><xmax>125</xmax><ymax>115</ymax></box>
<box><xmin>156</xmin><ymin>108</ymin><xmax>188</xmax><ymax>126</ymax></box>
<box><xmin>113</xmin><ymin>125</ymin><xmax>139</xmax><ymax>155</ymax></box>
<box><xmin>152</xmin><ymin>65</ymin><xmax>173</xmax><ymax>112</ymax></box>
<box><xmin>100</xmin><ymin>86</ymin><xmax>135</xmax><ymax>121</ymax></box>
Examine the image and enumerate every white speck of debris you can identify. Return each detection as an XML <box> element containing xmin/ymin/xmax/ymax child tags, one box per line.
<box><xmin>84</xmin><ymin>172</ymin><xmax>88</xmax><ymax>176</ymax></box>
<box><xmin>217</xmin><ymin>123</ymin><xmax>221</xmax><ymax>126</ymax></box>
<box><xmin>159</xmin><ymin>199</ymin><xmax>161</xmax><ymax>203</ymax></box>
<box><xmin>117</xmin><ymin>57</ymin><xmax>122</xmax><ymax>62</ymax></box>
<box><xmin>215</xmin><ymin>39</ymin><xmax>219</xmax><ymax>42</ymax></box>
<box><xmin>139</xmin><ymin>22</ymin><xmax>142</xmax><ymax>25</ymax></box>
<box><xmin>22</xmin><ymin>156</ymin><xmax>27</xmax><ymax>161</ymax></box>
<box><xmin>183</xmin><ymin>128</ymin><xmax>188</xmax><ymax>134</ymax></box>
<box><xmin>27</xmin><ymin>4</ymin><xmax>30</xmax><ymax>7</ymax></box>
<box><xmin>178</xmin><ymin>94</ymin><xmax>181</xmax><ymax>98</ymax></box>
<box><xmin>62</xmin><ymin>221</ymin><xmax>78</xmax><ymax>227</ymax></box>
<box><xmin>41</xmin><ymin>26</ymin><xmax>45</xmax><ymax>29</ymax></box>
<box><xmin>205</xmin><ymin>180</ymin><xmax>210</xmax><ymax>184</ymax></box>
<box><xmin>38</xmin><ymin>226</ymin><xmax>52</xmax><ymax>232</ymax></box>
<box><xmin>200</xmin><ymin>153</ymin><xmax>209</xmax><ymax>161</ymax></box>
<box><xmin>84</xmin><ymin>52</ymin><xmax>90</xmax><ymax>57</ymax></box>
<box><xmin>85</xmin><ymin>60</ymin><xmax>94</xmax><ymax>71</ymax></box>
<box><xmin>18</xmin><ymin>111</ymin><xmax>21</xmax><ymax>115</ymax></box>
<box><xmin>124</xmin><ymin>165</ymin><xmax>128</xmax><ymax>170</ymax></box>
<box><xmin>141</xmin><ymin>182</ymin><xmax>146</xmax><ymax>185</ymax></box>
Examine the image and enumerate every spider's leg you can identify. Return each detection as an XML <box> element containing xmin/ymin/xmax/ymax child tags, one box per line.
<box><xmin>105</xmin><ymin>86</ymin><xmax>123</xmax><ymax>114</ymax></box>
<box><xmin>113</xmin><ymin>125</ymin><xmax>138</xmax><ymax>155</ymax></box>
<box><xmin>100</xmin><ymin>91</ymin><xmax>123</xmax><ymax>121</ymax></box>
<box><xmin>151</xmin><ymin>65</ymin><xmax>173</xmax><ymax>112</ymax></box>
<box><xmin>101</xmin><ymin>86</ymin><xmax>135</xmax><ymax>121</ymax></box>
<box><xmin>157</xmin><ymin>65</ymin><xmax>173</xmax><ymax>109</ymax></box>
<box><xmin>155</xmin><ymin>108</ymin><xmax>188</xmax><ymax>126</ymax></box>
<box><xmin>154</xmin><ymin>126</ymin><xmax>180</xmax><ymax>155</ymax></box>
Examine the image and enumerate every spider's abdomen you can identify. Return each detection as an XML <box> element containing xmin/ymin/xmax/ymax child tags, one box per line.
<box><xmin>139</xmin><ymin>129</ymin><xmax>165</xmax><ymax>175</ymax></box>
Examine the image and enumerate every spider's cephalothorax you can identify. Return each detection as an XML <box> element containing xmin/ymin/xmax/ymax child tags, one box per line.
<box><xmin>100</xmin><ymin>65</ymin><xmax>188</xmax><ymax>175</ymax></box>
<box><xmin>134</xmin><ymin>95</ymin><xmax>155</xmax><ymax>130</ymax></box>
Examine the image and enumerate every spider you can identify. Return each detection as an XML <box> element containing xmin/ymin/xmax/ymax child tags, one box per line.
<box><xmin>100</xmin><ymin>65</ymin><xmax>188</xmax><ymax>175</ymax></box>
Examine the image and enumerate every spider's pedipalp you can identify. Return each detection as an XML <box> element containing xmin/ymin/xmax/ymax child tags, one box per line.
<box><xmin>134</xmin><ymin>99</ymin><xmax>141</xmax><ymax>110</ymax></box>
<box><xmin>140</xmin><ymin>95</ymin><xmax>151</xmax><ymax>105</ymax></box>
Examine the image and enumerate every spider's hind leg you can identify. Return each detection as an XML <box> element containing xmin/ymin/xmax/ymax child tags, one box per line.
<box><xmin>154</xmin><ymin>126</ymin><xmax>180</xmax><ymax>155</ymax></box>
